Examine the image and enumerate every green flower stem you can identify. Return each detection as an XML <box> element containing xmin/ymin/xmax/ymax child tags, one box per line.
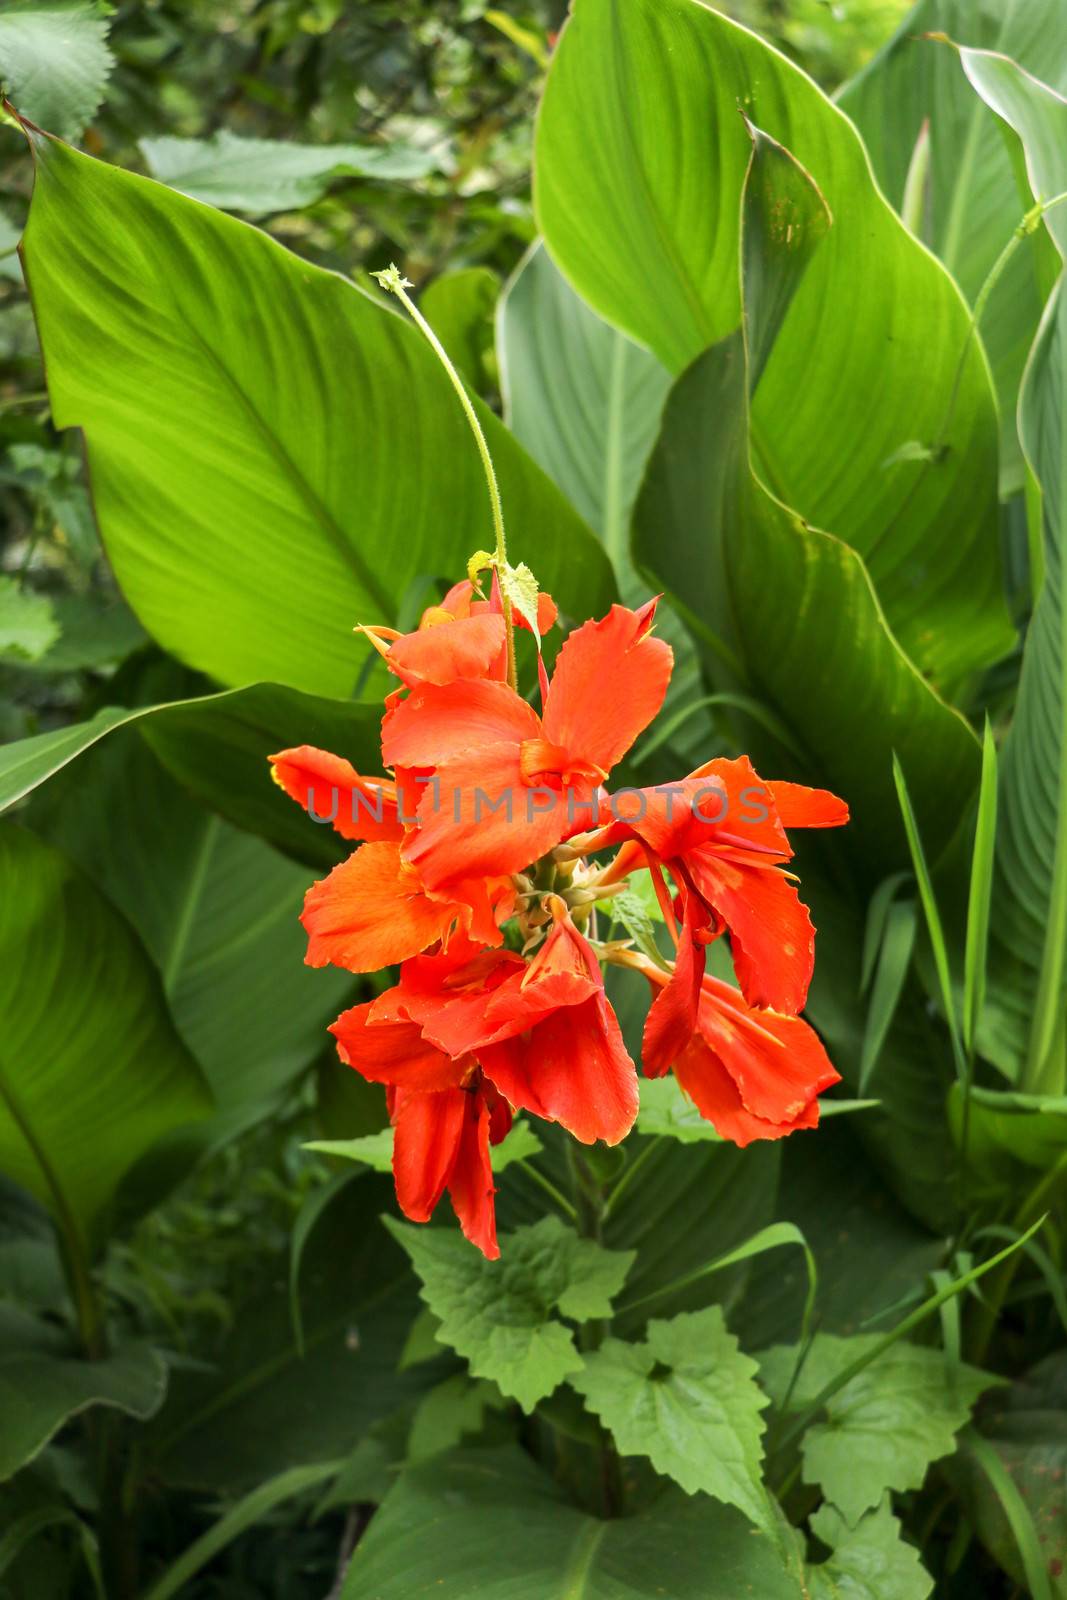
<box><xmin>565</xmin><ymin>1142</ymin><xmax>625</xmax><ymax>1517</ymax></box>
<box><xmin>514</xmin><ymin>1158</ymin><xmax>579</xmax><ymax>1224</ymax></box>
<box><xmin>372</xmin><ymin>265</ymin><xmax>517</xmax><ymax>689</ymax></box>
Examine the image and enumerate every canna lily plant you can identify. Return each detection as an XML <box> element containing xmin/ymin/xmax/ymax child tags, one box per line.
<box><xmin>270</xmin><ymin>267</ymin><xmax>848</xmax><ymax>1256</ymax></box>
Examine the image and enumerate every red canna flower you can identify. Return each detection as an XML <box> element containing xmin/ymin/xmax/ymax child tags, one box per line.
<box><xmin>395</xmin><ymin>901</ymin><xmax>639</xmax><ymax>1146</ymax></box>
<box><xmin>381</xmin><ymin>599</ymin><xmax>673</xmax><ymax>887</ymax></box>
<box><xmin>640</xmin><ymin>957</ymin><xmax>841</xmax><ymax>1146</ymax></box>
<box><xmin>272</xmin><ymin>571</ymin><xmax>848</xmax><ymax>1258</ymax></box>
<box><xmin>585</xmin><ymin>757</ymin><xmax>847</xmax><ymax>1036</ymax></box>
<box><xmin>330</xmin><ymin>998</ymin><xmax>511</xmax><ymax>1257</ymax></box>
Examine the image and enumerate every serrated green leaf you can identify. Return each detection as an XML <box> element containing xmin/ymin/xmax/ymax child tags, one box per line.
<box><xmin>386</xmin><ymin>1215</ymin><xmax>634</xmax><ymax>1413</ymax></box>
<box><xmin>498</xmin><ymin>560</ymin><xmax>541</xmax><ymax>644</ymax></box>
<box><xmin>760</xmin><ymin>1334</ymin><xmax>998</xmax><ymax>1527</ymax></box>
<box><xmin>635</xmin><ymin>1075</ymin><xmax>724</xmax><ymax>1143</ymax></box>
<box><xmin>308</xmin><ymin>1118</ymin><xmax>542</xmax><ymax>1175</ymax></box>
<box><xmin>0</xmin><ymin>577</ymin><xmax>59</xmax><ymax>662</ymax></box>
<box><xmin>0</xmin><ymin>1</ymin><xmax>113</xmax><ymax>141</ymax></box>
<box><xmin>407</xmin><ymin>1374</ymin><xmax>503</xmax><ymax>1463</ymax></box>
<box><xmin>571</xmin><ymin>1306</ymin><xmax>770</xmax><ymax>1528</ymax></box>
<box><xmin>807</xmin><ymin>1497</ymin><xmax>933</xmax><ymax>1600</ymax></box>
<box><xmin>600</xmin><ymin>884</ymin><xmax>666</xmax><ymax>966</ymax></box>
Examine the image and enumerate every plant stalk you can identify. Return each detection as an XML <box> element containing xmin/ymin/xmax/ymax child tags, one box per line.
<box><xmin>371</xmin><ymin>264</ymin><xmax>518</xmax><ymax>689</ymax></box>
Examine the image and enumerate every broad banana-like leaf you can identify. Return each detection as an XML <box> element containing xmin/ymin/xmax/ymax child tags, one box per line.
<box><xmin>840</xmin><ymin>0</ymin><xmax>1066</xmax><ymax>492</ymax></box>
<box><xmin>16</xmin><ymin>128</ymin><xmax>614</xmax><ymax>698</ymax></box>
<box><xmin>954</xmin><ymin>48</ymin><xmax>1067</xmax><ymax>1089</ymax></box>
<box><xmin>633</xmin><ymin>123</ymin><xmax>979</xmax><ymax>863</ymax></box>
<box><xmin>0</xmin><ymin>825</ymin><xmax>212</xmax><ymax>1249</ymax></box>
<box><xmin>536</xmin><ymin>0</ymin><xmax>1012</xmax><ymax>690</ymax></box>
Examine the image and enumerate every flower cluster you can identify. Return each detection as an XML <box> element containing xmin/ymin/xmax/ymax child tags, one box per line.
<box><xmin>270</xmin><ymin>577</ymin><xmax>848</xmax><ymax>1258</ymax></box>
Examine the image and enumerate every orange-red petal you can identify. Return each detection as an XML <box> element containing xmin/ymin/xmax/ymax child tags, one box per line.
<box><xmin>402</xmin><ymin>741</ymin><xmax>578</xmax><ymax>889</ymax></box>
<box><xmin>479</xmin><ymin>993</ymin><xmax>639</xmax><ymax>1146</ymax></box>
<box><xmin>684</xmin><ymin>851</ymin><xmax>815</xmax><ymax>1014</ymax></box>
<box><xmin>698</xmin><ymin>977</ymin><xmax>839</xmax><ymax>1123</ymax></box>
<box><xmin>445</xmin><ymin>1091</ymin><xmax>501</xmax><ymax>1259</ymax></box>
<box><xmin>642</xmin><ymin>900</ymin><xmax>708</xmax><ymax>1076</ymax></box>
<box><xmin>386</xmin><ymin>614</ymin><xmax>507</xmax><ymax>688</ymax></box>
<box><xmin>331</xmin><ymin>1000</ymin><xmax>466</xmax><ymax>1092</ymax></box>
<box><xmin>269</xmin><ymin>746</ymin><xmax>402</xmax><ymax>842</ymax></box>
<box><xmin>767</xmin><ymin>780</ymin><xmax>850</xmax><ymax>831</ymax></box>
<box><xmin>391</xmin><ymin>1085</ymin><xmax>468</xmax><ymax>1223</ymax></box>
<box><xmin>543</xmin><ymin>601</ymin><xmax>673</xmax><ymax>774</ymax></box>
<box><xmin>381</xmin><ymin>679</ymin><xmax>541</xmax><ymax>770</ymax></box>
<box><xmin>672</xmin><ymin>1036</ymin><xmax>821</xmax><ymax>1147</ymax></box>
<box><xmin>301</xmin><ymin>841</ymin><xmax>458</xmax><ymax>971</ymax></box>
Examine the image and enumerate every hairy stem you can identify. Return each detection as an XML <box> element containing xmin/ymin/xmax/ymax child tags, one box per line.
<box><xmin>372</xmin><ymin>264</ymin><xmax>517</xmax><ymax>689</ymax></box>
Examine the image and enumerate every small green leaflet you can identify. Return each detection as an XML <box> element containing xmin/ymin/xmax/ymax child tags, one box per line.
<box><xmin>600</xmin><ymin>882</ymin><xmax>666</xmax><ymax>965</ymax></box>
<box><xmin>0</xmin><ymin>578</ymin><xmax>60</xmax><ymax>663</ymax></box>
<box><xmin>406</xmin><ymin>1374</ymin><xmax>504</xmax><ymax>1463</ymax></box>
<box><xmin>306</xmin><ymin>1117</ymin><xmax>543</xmax><ymax>1174</ymax></box>
<box><xmin>571</xmin><ymin>1305</ymin><xmax>771</xmax><ymax>1529</ymax></box>
<box><xmin>806</xmin><ymin>1498</ymin><xmax>933</xmax><ymax>1600</ymax></box>
<box><xmin>139</xmin><ymin>130</ymin><xmax>441</xmax><ymax>216</ymax></box>
<box><xmin>760</xmin><ymin>1334</ymin><xmax>999</xmax><ymax>1526</ymax></box>
<box><xmin>385</xmin><ymin>1214</ymin><xmax>634</xmax><ymax>1413</ymax></box>
<box><xmin>497</xmin><ymin>560</ymin><xmax>542</xmax><ymax>644</ymax></box>
<box><xmin>0</xmin><ymin>1</ymin><xmax>113</xmax><ymax>140</ymax></box>
<box><xmin>636</xmin><ymin>1076</ymin><xmax>723</xmax><ymax>1142</ymax></box>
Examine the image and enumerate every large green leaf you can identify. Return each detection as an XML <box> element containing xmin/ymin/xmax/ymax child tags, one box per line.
<box><xmin>631</xmin><ymin>122</ymin><xmax>979</xmax><ymax>862</ymax></box>
<box><xmin>0</xmin><ymin>825</ymin><xmax>212</xmax><ymax>1246</ymax></box>
<box><xmin>498</xmin><ymin>242</ymin><xmax>713</xmax><ymax>765</ymax></box>
<box><xmin>535</xmin><ymin>0</ymin><xmax>1011</xmax><ymax>690</ymax></box>
<box><xmin>499</xmin><ymin>241</ymin><xmax>670</xmax><ymax>575</ymax></box>
<box><xmin>342</xmin><ymin>1446</ymin><xmax>806</xmax><ymax>1599</ymax></box>
<box><xmin>0</xmin><ymin>1304</ymin><xmax>165</xmax><ymax>1483</ymax></box>
<box><xmin>0</xmin><ymin>2</ymin><xmax>113</xmax><ymax>141</ymax></box>
<box><xmin>0</xmin><ymin>680</ymin><xmax>381</xmax><ymax>869</ymax></box>
<box><xmin>571</xmin><ymin>1306</ymin><xmax>771</xmax><ymax>1527</ymax></box>
<box><xmin>28</xmin><ymin>731</ymin><xmax>354</xmax><ymax>1107</ymax></box>
<box><xmin>839</xmin><ymin>0</ymin><xmax>1066</xmax><ymax>493</ymax></box>
<box><xmin>140</xmin><ymin>129</ymin><xmax>438</xmax><ymax>215</ymax></box>
<box><xmin>17</xmin><ymin>130</ymin><xmax>614</xmax><ymax>698</ymax></box>
<box><xmin>954</xmin><ymin>48</ymin><xmax>1067</xmax><ymax>1086</ymax></box>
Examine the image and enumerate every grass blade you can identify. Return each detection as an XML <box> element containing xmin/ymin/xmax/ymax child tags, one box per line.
<box><xmin>963</xmin><ymin>719</ymin><xmax>999</xmax><ymax>1057</ymax></box>
<box><xmin>893</xmin><ymin>753</ymin><xmax>967</xmax><ymax>1078</ymax></box>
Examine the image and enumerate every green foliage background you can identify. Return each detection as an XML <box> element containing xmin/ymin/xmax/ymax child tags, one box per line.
<box><xmin>9</xmin><ymin>1</ymin><xmax>1067</xmax><ymax>1598</ymax></box>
